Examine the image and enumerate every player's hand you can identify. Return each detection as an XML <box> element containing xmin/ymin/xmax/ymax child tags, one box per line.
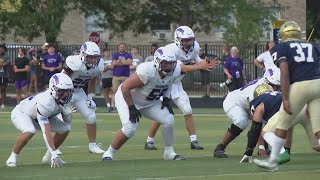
<box><xmin>128</xmin><ymin>105</ymin><xmax>141</xmax><ymax>123</ymax></box>
<box><xmin>258</xmin><ymin>149</ymin><xmax>268</xmax><ymax>158</ymax></box>
<box><xmin>161</xmin><ymin>97</ymin><xmax>174</xmax><ymax>115</ymax></box>
<box><xmin>86</xmin><ymin>99</ymin><xmax>96</xmax><ymax>109</ymax></box>
<box><xmin>207</xmin><ymin>58</ymin><xmax>220</xmax><ymax>69</ymax></box>
<box><xmin>51</xmin><ymin>152</ymin><xmax>64</xmax><ymax>168</ymax></box>
<box><xmin>240</xmin><ymin>154</ymin><xmax>252</xmax><ymax>163</ymax></box>
<box><xmin>283</xmin><ymin>99</ymin><xmax>292</xmax><ymax>115</ymax></box>
<box><xmin>60</xmin><ymin>104</ymin><xmax>76</xmax><ymax>116</ymax></box>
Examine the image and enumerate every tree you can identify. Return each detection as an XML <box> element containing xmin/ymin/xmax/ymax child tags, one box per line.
<box><xmin>0</xmin><ymin>0</ymin><xmax>71</xmax><ymax>43</ymax></box>
<box><xmin>306</xmin><ymin>0</ymin><xmax>320</xmax><ymax>42</ymax></box>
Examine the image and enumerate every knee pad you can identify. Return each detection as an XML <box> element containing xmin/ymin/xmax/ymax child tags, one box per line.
<box><xmin>121</xmin><ymin>123</ymin><xmax>138</xmax><ymax>138</ymax></box>
<box><xmin>85</xmin><ymin>113</ymin><xmax>96</xmax><ymax>124</ymax></box>
<box><xmin>228</xmin><ymin>124</ymin><xmax>243</xmax><ymax>137</ymax></box>
<box><xmin>175</xmin><ymin>98</ymin><xmax>192</xmax><ymax>115</ymax></box>
<box><xmin>56</xmin><ymin>124</ymin><xmax>71</xmax><ymax>134</ymax></box>
<box><xmin>233</xmin><ymin>119</ymin><xmax>248</xmax><ymax>130</ymax></box>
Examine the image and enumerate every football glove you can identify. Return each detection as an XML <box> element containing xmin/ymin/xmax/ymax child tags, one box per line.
<box><xmin>86</xmin><ymin>99</ymin><xmax>96</xmax><ymax>109</ymax></box>
<box><xmin>129</xmin><ymin>105</ymin><xmax>141</xmax><ymax>123</ymax></box>
<box><xmin>60</xmin><ymin>104</ymin><xmax>76</xmax><ymax>117</ymax></box>
<box><xmin>161</xmin><ymin>97</ymin><xmax>174</xmax><ymax>115</ymax></box>
<box><xmin>51</xmin><ymin>151</ymin><xmax>64</xmax><ymax>168</ymax></box>
<box><xmin>240</xmin><ymin>154</ymin><xmax>252</xmax><ymax>163</ymax></box>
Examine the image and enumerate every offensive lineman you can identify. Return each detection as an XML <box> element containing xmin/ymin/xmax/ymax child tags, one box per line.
<box><xmin>214</xmin><ymin>68</ymin><xmax>281</xmax><ymax>158</ymax></box>
<box><xmin>253</xmin><ymin>21</ymin><xmax>320</xmax><ymax>171</ymax></box>
<box><xmin>61</xmin><ymin>41</ymin><xmax>104</xmax><ymax>153</ymax></box>
<box><xmin>6</xmin><ymin>73</ymin><xmax>74</xmax><ymax>167</ymax></box>
<box><xmin>144</xmin><ymin>26</ymin><xmax>211</xmax><ymax>150</ymax></box>
<box><xmin>102</xmin><ymin>46</ymin><xmax>216</xmax><ymax>161</ymax></box>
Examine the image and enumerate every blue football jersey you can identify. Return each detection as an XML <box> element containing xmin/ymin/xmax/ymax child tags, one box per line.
<box><xmin>271</xmin><ymin>40</ymin><xmax>320</xmax><ymax>84</ymax></box>
<box><xmin>250</xmin><ymin>91</ymin><xmax>282</xmax><ymax>121</ymax></box>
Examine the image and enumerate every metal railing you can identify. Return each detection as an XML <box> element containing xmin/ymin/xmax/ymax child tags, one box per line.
<box><xmin>4</xmin><ymin>43</ymin><xmax>267</xmax><ymax>97</ymax></box>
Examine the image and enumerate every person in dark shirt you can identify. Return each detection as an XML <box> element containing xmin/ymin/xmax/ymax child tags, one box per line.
<box><xmin>14</xmin><ymin>48</ymin><xmax>30</xmax><ymax>103</ymax></box>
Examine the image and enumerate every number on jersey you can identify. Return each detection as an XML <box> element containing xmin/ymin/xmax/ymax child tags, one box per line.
<box><xmin>146</xmin><ymin>88</ymin><xmax>168</xmax><ymax>101</ymax></box>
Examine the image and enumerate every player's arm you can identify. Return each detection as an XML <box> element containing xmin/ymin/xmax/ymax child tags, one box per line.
<box><xmin>254</xmin><ymin>59</ymin><xmax>265</xmax><ymax>71</ymax></box>
<box><xmin>87</xmin><ymin>76</ymin><xmax>99</xmax><ymax>95</ymax></box>
<box><xmin>180</xmin><ymin>60</ymin><xmax>217</xmax><ymax>73</ymax></box>
<box><xmin>279</xmin><ymin>61</ymin><xmax>291</xmax><ymax>114</ymax></box>
<box><xmin>243</xmin><ymin>103</ymin><xmax>264</xmax><ymax>158</ymax></box>
<box><xmin>121</xmin><ymin>73</ymin><xmax>144</xmax><ymax>106</ymax></box>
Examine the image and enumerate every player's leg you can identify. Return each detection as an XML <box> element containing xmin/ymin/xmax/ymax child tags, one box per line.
<box><xmin>73</xmin><ymin>89</ymin><xmax>103</xmax><ymax>153</ymax></box>
<box><xmin>144</xmin><ymin>121</ymin><xmax>160</xmax><ymax>150</ymax></box>
<box><xmin>214</xmin><ymin>102</ymin><xmax>248</xmax><ymax>158</ymax></box>
<box><xmin>141</xmin><ymin>101</ymin><xmax>184</xmax><ymax>160</ymax></box>
<box><xmin>6</xmin><ymin>108</ymin><xmax>36</xmax><ymax>167</ymax></box>
<box><xmin>102</xmin><ymin>89</ymin><xmax>138</xmax><ymax>161</ymax></box>
<box><xmin>172</xmin><ymin>83</ymin><xmax>203</xmax><ymax>150</ymax></box>
<box><xmin>306</xmin><ymin>98</ymin><xmax>320</xmax><ymax>151</ymax></box>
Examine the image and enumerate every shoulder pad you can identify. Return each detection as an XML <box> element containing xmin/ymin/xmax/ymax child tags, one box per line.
<box><xmin>65</xmin><ymin>55</ymin><xmax>81</xmax><ymax>72</ymax></box>
<box><xmin>37</xmin><ymin>97</ymin><xmax>56</xmax><ymax>117</ymax></box>
<box><xmin>136</xmin><ymin>62</ymin><xmax>155</xmax><ymax>84</ymax></box>
<box><xmin>193</xmin><ymin>41</ymin><xmax>200</xmax><ymax>51</ymax></box>
<box><xmin>97</xmin><ymin>58</ymin><xmax>104</xmax><ymax>72</ymax></box>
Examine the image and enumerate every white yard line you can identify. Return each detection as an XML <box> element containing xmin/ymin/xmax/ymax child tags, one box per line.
<box><xmin>135</xmin><ymin>169</ymin><xmax>320</xmax><ymax>179</ymax></box>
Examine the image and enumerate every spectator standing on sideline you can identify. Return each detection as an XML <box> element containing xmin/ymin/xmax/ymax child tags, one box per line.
<box><xmin>130</xmin><ymin>46</ymin><xmax>144</xmax><ymax>75</ymax></box>
<box><xmin>101</xmin><ymin>48</ymin><xmax>114</xmax><ymax>112</ymax></box>
<box><xmin>28</xmin><ymin>48</ymin><xmax>39</xmax><ymax>95</ymax></box>
<box><xmin>111</xmin><ymin>43</ymin><xmax>132</xmax><ymax>111</ymax></box>
<box><xmin>42</xmin><ymin>44</ymin><xmax>62</xmax><ymax>88</ymax></box>
<box><xmin>14</xmin><ymin>48</ymin><xmax>30</xmax><ymax>104</ymax></box>
<box><xmin>254</xmin><ymin>41</ymin><xmax>278</xmax><ymax>77</ymax></box>
<box><xmin>0</xmin><ymin>44</ymin><xmax>10</xmax><ymax>110</ymax></box>
<box><xmin>144</xmin><ymin>44</ymin><xmax>158</xmax><ymax>62</ymax></box>
<box><xmin>223</xmin><ymin>46</ymin><xmax>246</xmax><ymax>92</ymax></box>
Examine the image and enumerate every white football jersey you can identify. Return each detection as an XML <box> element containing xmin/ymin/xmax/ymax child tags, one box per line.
<box><xmin>16</xmin><ymin>90</ymin><xmax>61</xmax><ymax>119</ymax></box>
<box><xmin>256</xmin><ymin>51</ymin><xmax>279</xmax><ymax>73</ymax></box>
<box><xmin>62</xmin><ymin>55</ymin><xmax>104</xmax><ymax>89</ymax></box>
<box><xmin>130</xmin><ymin>61</ymin><xmax>182</xmax><ymax>109</ymax></box>
<box><xmin>227</xmin><ymin>77</ymin><xmax>266</xmax><ymax>109</ymax></box>
<box><xmin>165</xmin><ymin>41</ymin><xmax>202</xmax><ymax>65</ymax></box>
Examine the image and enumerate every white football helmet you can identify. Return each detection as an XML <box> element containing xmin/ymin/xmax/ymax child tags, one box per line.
<box><xmin>154</xmin><ymin>47</ymin><xmax>177</xmax><ymax>76</ymax></box>
<box><xmin>174</xmin><ymin>26</ymin><xmax>195</xmax><ymax>52</ymax></box>
<box><xmin>80</xmin><ymin>41</ymin><xmax>101</xmax><ymax>68</ymax></box>
<box><xmin>49</xmin><ymin>73</ymin><xmax>74</xmax><ymax>104</ymax></box>
<box><xmin>265</xmin><ymin>68</ymin><xmax>281</xmax><ymax>86</ymax></box>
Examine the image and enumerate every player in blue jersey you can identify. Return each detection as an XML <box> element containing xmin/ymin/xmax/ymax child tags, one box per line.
<box><xmin>253</xmin><ymin>21</ymin><xmax>320</xmax><ymax>171</ymax></box>
<box><xmin>240</xmin><ymin>84</ymin><xmax>282</xmax><ymax>163</ymax></box>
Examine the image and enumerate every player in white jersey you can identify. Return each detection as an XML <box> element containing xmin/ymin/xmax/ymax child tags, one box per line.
<box><xmin>6</xmin><ymin>73</ymin><xmax>74</xmax><ymax>168</ymax></box>
<box><xmin>213</xmin><ymin>68</ymin><xmax>281</xmax><ymax>158</ymax></box>
<box><xmin>254</xmin><ymin>41</ymin><xmax>279</xmax><ymax>77</ymax></box>
<box><xmin>144</xmin><ymin>26</ymin><xmax>212</xmax><ymax>150</ymax></box>
<box><xmin>61</xmin><ymin>41</ymin><xmax>104</xmax><ymax>153</ymax></box>
<box><xmin>102</xmin><ymin>46</ymin><xmax>216</xmax><ymax>161</ymax></box>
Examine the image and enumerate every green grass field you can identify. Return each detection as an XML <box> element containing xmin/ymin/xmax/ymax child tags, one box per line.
<box><xmin>0</xmin><ymin>107</ymin><xmax>319</xmax><ymax>180</ymax></box>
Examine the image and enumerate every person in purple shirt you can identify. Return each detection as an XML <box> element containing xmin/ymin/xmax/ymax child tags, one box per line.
<box><xmin>111</xmin><ymin>42</ymin><xmax>132</xmax><ymax>111</ymax></box>
<box><xmin>42</xmin><ymin>44</ymin><xmax>62</xmax><ymax>87</ymax></box>
<box><xmin>223</xmin><ymin>46</ymin><xmax>246</xmax><ymax>92</ymax></box>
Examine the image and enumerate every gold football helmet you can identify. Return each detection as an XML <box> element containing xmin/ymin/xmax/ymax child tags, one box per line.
<box><xmin>279</xmin><ymin>21</ymin><xmax>301</xmax><ymax>42</ymax></box>
<box><xmin>253</xmin><ymin>84</ymin><xmax>273</xmax><ymax>99</ymax></box>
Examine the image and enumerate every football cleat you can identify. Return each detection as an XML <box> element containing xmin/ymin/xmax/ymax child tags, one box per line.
<box><xmin>6</xmin><ymin>159</ymin><xmax>17</xmax><ymax>168</ymax></box>
<box><xmin>89</xmin><ymin>143</ymin><xmax>104</xmax><ymax>153</ymax></box>
<box><xmin>191</xmin><ymin>141</ymin><xmax>204</xmax><ymax>150</ymax></box>
<box><xmin>163</xmin><ymin>152</ymin><xmax>185</xmax><ymax>160</ymax></box>
<box><xmin>144</xmin><ymin>141</ymin><xmax>157</xmax><ymax>150</ymax></box>
<box><xmin>253</xmin><ymin>159</ymin><xmax>279</xmax><ymax>172</ymax></box>
<box><xmin>214</xmin><ymin>145</ymin><xmax>228</xmax><ymax>158</ymax></box>
<box><xmin>101</xmin><ymin>157</ymin><xmax>113</xmax><ymax>162</ymax></box>
<box><xmin>278</xmin><ymin>150</ymin><xmax>290</xmax><ymax>165</ymax></box>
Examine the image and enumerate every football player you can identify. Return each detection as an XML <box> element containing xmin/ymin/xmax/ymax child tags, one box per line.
<box><xmin>61</xmin><ymin>41</ymin><xmax>105</xmax><ymax>153</ymax></box>
<box><xmin>214</xmin><ymin>68</ymin><xmax>280</xmax><ymax>158</ymax></box>
<box><xmin>101</xmin><ymin>46</ymin><xmax>216</xmax><ymax>161</ymax></box>
<box><xmin>6</xmin><ymin>73</ymin><xmax>74</xmax><ymax>168</ymax></box>
<box><xmin>144</xmin><ymin>26</ymin><xmax>219</xmax><ymax>150</ymax></box>
<box><xmin>253</xmin><ymin>21</ymin><xmax>320</xmax><ymax>171</ymax></box>
<box><xmin>240</xmin><ymin>84</ymin><xmax>282</xmax><ymax>163</ymax></box>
